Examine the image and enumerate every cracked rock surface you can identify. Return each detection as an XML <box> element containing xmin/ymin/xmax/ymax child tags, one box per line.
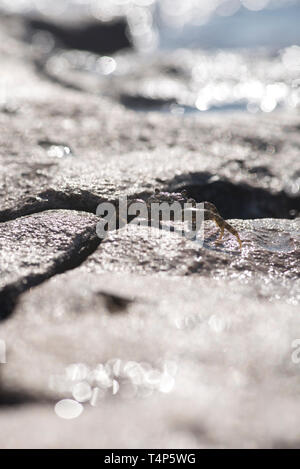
<box><xmin>81</xmin><ymin>219</ymin><xmax>300</xmax><ymax>280</ymax></box>
<box><xmin>0</xmin><ymin>210</ymin><xmax>99</xmax><ymax>319</ymax></box>
<box><xmin>0</xmin><ymin>14</ymin><xmax>300</xmax><ymax>449</ymax></box>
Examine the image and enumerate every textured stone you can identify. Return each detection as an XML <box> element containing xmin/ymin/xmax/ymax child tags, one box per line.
<box><xmin>0</xmin><ymin>266</ymin><xmax>300</xmax><ymax>448</ymax></box>
<box><xmin>0</xmin><ymin>218</ymin><xmax>299</xmax><ymax>447</ymax></box>
<box><xmin>1</xmin><ymin>14</ymin><xmax>300</xmax><ymax>450</ymax></box>
<box><xmin>0</xmin><ymin>17</ymin><xmax>300</xmax><ymax>222</ymax></box>
<box><xmin>0</xmin><ymin>210</ymin><xmax>99</xmax><ymax>318</ymax></box>
<box><xmin>81</xmin><ymin>219</ymin><xmax>300</xmax><ymax>283</ymax></box>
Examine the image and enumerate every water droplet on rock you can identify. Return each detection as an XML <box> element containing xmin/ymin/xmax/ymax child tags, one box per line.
<box><xmin>38</xmin><ymin>140</ymin><xmax>73</xmax><ymax>158</ymax></box>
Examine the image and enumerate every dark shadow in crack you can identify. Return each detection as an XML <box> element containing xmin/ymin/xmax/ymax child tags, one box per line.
<box><xmin>166</xmin><ymin>172</ymin><xmax>300</xmax><ymax>220</ymax></box>
<box><xmin>0</xmin><ymin>189</ymin><xmax>103</xmax><ymax>223</ymax></box>
<box><xmin>0</xmin><ymin>388</ymin><xmax>41</xmax><ymax>407</ymax></box>
<box><xmin>1</xmin><ymin>172</ymin><xmax>299</xmax><ymax>225</ymax></box>
<box><xmin>96</xmin><ymin>291</ymin><xmax>135</xmax><ymax>314</ymax></box>
<box><xmin>0</xmin><ymin>228</ymin><xmax>101</xmax><ymax>322</ymax></box>
<box><xmin>27</xmin><ymin>17</ymin><xmax>132</xmax><ymax>55</ymax></box>
<box><xmin>0</xmin><ymin>189</ymin><xmax>154</xmax><ymax>224</ymax></box>
<box><xmin>0</xmin><ymin>171</ymin><xmax>299</xmax><ymax>321</ymax></box>
<box><xmin>0</xmin><ymin>369</ymin><xmax>51</xmax><ymax>407</ymax></box>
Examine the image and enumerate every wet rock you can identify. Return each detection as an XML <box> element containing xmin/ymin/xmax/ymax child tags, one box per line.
<box><xmin>78</xmin><ymin>218</ymin><xmax>300</xmax><ymax>288</ymax></box>
<box><xmin>38</xmin><ymin>47</ymin><xmax>300</xmax><ymax>113</ymax></box>
<box><xmin>1</xmin><ymin>23</ymin><xmax>300</xmax><ymax>222</ymax></box>
<box><xmin>0</xmin><ymin>248</ymin><xmax>300</xmax><ymax>447</ymax></box>
<box><xmin>1</xmin><ymin>14</ymin><xmax>300</xmax><ymax>449</ymax></box>
<box><xmin>119</xmin><ymin>93</ymin><xmax>177</xmax><ymax>111</ymax></box>
<box><xmin>1</xmin><ymin>43</ymin><xmax>300</xmax><ymax>222</ymax></box>
<box><xmin>27</xmin><ymin>17</ymin><xmax>132</xmax><ymax>55</ymax></box>
<box><xmin>0</xmin><ymin>210</ymin><xmax>99</xmax><ymax>319</ymax></box>
<box><xmin>38</xmin><ymin>140</ymin><xmax>74</xmax><ymax>158</ymax></box>
<box><xmin>1</xmin><ymin>133</ymin><xmax>300</xmax><ymax>222</ymax></box>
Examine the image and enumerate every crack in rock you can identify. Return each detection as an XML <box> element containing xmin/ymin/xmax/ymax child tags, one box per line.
<box><xmin>1</xmin><ymin>171</ymin><xmax>299</xmax><ymax>224</ymax></box>
<box><xmin>0</xmin><ymin>210</ymin><xmax>100</xmax><ymax>320</ymax></box>
<box><xmin>168</xmin><ymin>175</ymin><xmax>300</xmax><ymax>219</ymax></box>
<box><xmin>0</xmin><ymin>188</ymin><xmax>153</xmax><ymax>224</ymax></box>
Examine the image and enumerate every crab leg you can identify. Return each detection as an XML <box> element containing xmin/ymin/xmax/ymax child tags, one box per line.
<box><xmin>213</xmin><ymin>214</ymin><xmax>242</xmax><ymax>249</ymax></box>
<box><xmin>217</xmin><ymin>226</ymin><xmax>224</xmax><ymax>242</ymax></box>
<box><xmin>203</xmin><ymin>202</ymin><xmax>242</xmax><ymax>249</ymax></box>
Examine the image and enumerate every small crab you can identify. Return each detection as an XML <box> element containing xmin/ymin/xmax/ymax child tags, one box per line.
<box><xmin>127</xmin><ymin>189</ymin><xmax>242</xmax><ymax>249</ymax></box>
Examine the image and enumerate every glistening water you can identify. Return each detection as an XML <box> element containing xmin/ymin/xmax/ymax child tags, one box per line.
<box><xmin>1</xmin><ymin>0</ymin><xmax>300</xmax><ymax>113</ymax></box>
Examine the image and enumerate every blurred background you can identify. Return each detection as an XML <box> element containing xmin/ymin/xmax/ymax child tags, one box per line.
<box><xmin>1</xmin><ymin>0</ymin><xmax>300</xmax><ymax>113</ymax></box>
